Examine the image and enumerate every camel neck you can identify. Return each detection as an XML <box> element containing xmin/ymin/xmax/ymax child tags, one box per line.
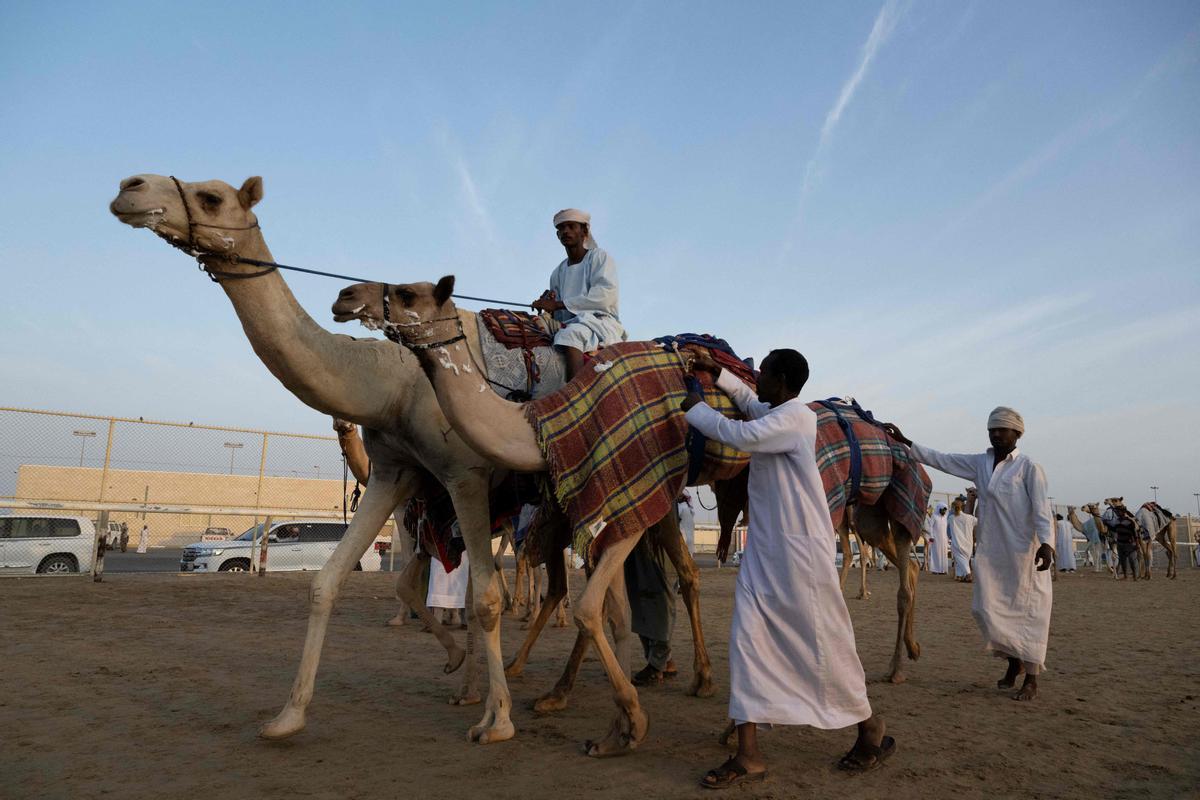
<box><xmin>216</xmin><ymin>234</ymin><xmax>414</xmax><ymax>429</ymax></box>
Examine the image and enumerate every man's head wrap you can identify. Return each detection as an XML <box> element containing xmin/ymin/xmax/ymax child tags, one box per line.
<box><xmin>987</xmin><ymin>406</ymin><xmax>1024</xmax><ymax>433</ymax></box>
<box><xmin>553</xmin><ymin>208</ymin><xmax>597</xmax><ymax>250</ymax></box>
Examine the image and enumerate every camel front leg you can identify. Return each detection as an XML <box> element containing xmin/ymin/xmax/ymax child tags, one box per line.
<box><xmin>260</xmin><ymin>466</ymin><xmax>417</xmax><ymax>740</ymax></box>
<box><xmin>505</xmin><ymin>548</ymin><xmax>568</xmax><ymax>678</ymax></box>
<box><xmin>576</xmin><ymin>533</ymin><xmax>648</xmax><ymax>757</ymax></box>
<box><xmin>838</xmin><ymin>527</ymin><xmax>853</xmax><ymax>592</ymax></box>
<box><xmin>386</xmin><ymin>510</ymin><xmax>416</xmax><ymax>626</ymax></box>
<box><xmin>1158</xmin><ymin>531</ymin><xmax>1177</xmax><ymax>579</ymax></box>
<box><xmin>395</xmin><ymin>551</ymin><xmax>467</xmax><ymax>675</ymax></box>
<box><xmin>448</xmin><ymin>478</ymin><xmax>515</xmax><ymax>745</ymax></box>
<box><xmin>511</xmin><ymin>547</ymin><xmax>527</xmax><ymax>618</ymax></box>
<box><xmin>1138</xmin><ymin>539</ymin><xmax>1152</xmax><ymax>579</ymax></box>
<box><xmin>659</xmin><ymin>523</ymin><xmax>714</xmax><ymax>698</ymax></box>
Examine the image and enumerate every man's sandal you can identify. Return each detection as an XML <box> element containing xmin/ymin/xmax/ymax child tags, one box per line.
<box><xmin>632</xmin><ymin>665</ymin><xmax>666</xmax><ymax>686</ymax></box>
<box><xmin>837</xmin><ymin>736</ymin><xmax>897</xmax><ymax>772</ymax></box>
<box><xmin>700</xmin><ymin>758</ymin><xmax>768</xmax><ymax>790</ymax></box>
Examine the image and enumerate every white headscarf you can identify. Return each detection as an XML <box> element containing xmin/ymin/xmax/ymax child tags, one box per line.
<box><xmin>553</xmin><ymin>208</ymin><xmax>597</xmax><ymax>249</ymax></box>
<box><xmin>987</xmin><ymin>406</ymin><xmax>1024</xmax><ymax>433</ymax></box>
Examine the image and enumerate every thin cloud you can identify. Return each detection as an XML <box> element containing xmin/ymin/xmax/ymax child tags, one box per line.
<box><xmin>797</xmin><ymin>0</ymin><xmax>906</xmax><ymax>207</ymax></box>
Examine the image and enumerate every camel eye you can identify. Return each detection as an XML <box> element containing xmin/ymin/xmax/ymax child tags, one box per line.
<box><xmin>397</xmin><ymin>288</ymin><xmax>416</xmax><ymax>304</ymax></box>
<box><xmin>197</xmin><ymin>192</ymin><xmax>222</xmax><ymax>210</ymax></box>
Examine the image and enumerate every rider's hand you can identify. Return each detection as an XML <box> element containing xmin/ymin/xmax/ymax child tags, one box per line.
<box><xmin>681</xmin><ymin>392</ymin><xmax>705</xmax><ymax>412</ymax></box>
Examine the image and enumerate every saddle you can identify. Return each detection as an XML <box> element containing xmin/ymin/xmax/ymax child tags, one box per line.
<box><xmin>477</xmin><ymin>309</ymin><xmax>565</xmax><ymax>400</ymax></box>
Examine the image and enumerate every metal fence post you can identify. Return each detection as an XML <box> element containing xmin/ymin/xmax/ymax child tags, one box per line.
<box><xmin>97</xmin><ymin>418</ymin><xmax>116</xmax><ymax>503</ymax></box>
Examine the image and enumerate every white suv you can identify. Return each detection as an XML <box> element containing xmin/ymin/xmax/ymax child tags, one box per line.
<box><xmin>179</xmin><ymin>520</ymin><xmax>384</xmax><ymax>573</ymax></box>
<box><xmin>0</xmin><ymin>515</ymin><xmax>97</xmax><ymax>575</ymax></box>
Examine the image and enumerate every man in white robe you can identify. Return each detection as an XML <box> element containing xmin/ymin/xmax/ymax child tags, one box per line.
<box><xmin>1054</xmin><ymin>514</ymin><xmax>1077</xmax><ymax>572</ymax></box>
<box><xmin>677</xmin><ymin>491</ymin><xmax>696</xmax><ymax>555</ymax></box>
<box><xmin>927</xmin><ymin>502</ymin><xmax>950</xmax><ymax>574</ymax></box>
<box><xmin>948</xmin><ymin>495</ymin><xmax>977</xmax><ymax>581</ymax></box>
<box><xmin>427</xmin><ymin>525</ymin><xmax>470</xmax><ymax>627</ymax></box>
<box><xmin>531</xmin><ymin>209</ymin><xmax>626</xmax><ymax>379</ymax></box>
<box><xmin>884</xmin><ymin>407</ymin><xmax>1054</xmax><ymax>701</ymax></box>
<box><xmin>684</xmin><ymin>348</ymin><xmax>893</xmax><ymax>788</ymax></box>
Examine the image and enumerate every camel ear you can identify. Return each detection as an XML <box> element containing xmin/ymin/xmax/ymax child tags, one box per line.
<box><xmin>238</xmin><ymin>176</ymin><xmax>264</xmax><ymax>209</ymax></box>
<box><xmin>434</xmin><ymin>275</ymin><xmax>455</xmax><ymax>306</ymax></box>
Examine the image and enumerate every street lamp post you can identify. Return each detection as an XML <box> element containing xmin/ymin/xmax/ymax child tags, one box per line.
<box><xmin>72</xmin><ymin>430</ymin><xmax>97</xmax><ymax>467</ymax></box>
<box><xmin>1193</xmin><ymin>492</ymin><xmax>1199</xmax><ymax>518</ymax></box>
<box><xmin>1150</xmin><ymin>485</ymin><xmax>1159</xmax><ymax>503</ymax></box>
<box><xmin>313</xmin><ymin>465</ymin><xmax>321</xmax><ymax>479</ymax></box>
<box><xmin>223</xmin><ymin>442</ymin><xmax>244</xmax><ymax>475</ymax></box>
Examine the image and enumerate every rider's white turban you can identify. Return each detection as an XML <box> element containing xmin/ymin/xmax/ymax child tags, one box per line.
<box><xmin>987</xmin><ymin>406</ymin><xmax>1025</xmax><ymax>433</ymax></box>
<box><xmin>553</xmin><ymin>208</ymin><xmax>597</xmax><ymax>249</ymax></box>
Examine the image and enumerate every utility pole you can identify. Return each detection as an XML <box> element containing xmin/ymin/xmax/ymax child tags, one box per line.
<box><xmin>72</xmin><ymin>429</ymin><xmax>96</xmax><ymax>467</ymax></box>
<box><xmin>224</xmin><ymin>441</ymin><xmax>244</xmax><ymax>475</ymax></box>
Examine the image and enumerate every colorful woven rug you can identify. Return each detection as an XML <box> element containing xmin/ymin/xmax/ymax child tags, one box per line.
<box><xmin>403</xmin><ymin>470</ymin><xmax>527</xmax><ymax>572</ymax></box>
<box><xmin>525</xmin><ymin>340</ymin><xmax>750</xmax><ymax>565</ymax></box>
<box><xmin>809</xmin><ymin>400</ymin><xmax>931</xmax><ymax>542</ymax></box>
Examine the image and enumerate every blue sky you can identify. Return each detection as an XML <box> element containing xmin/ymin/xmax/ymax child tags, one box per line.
<box><xmin>2</xmin><ymin>1</ymin><xmax>1198</xmax><ymax>513</ymax></box>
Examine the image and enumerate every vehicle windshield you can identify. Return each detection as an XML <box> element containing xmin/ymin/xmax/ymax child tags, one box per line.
<box><xmin>235</xmin><ymin>524</ymin><xmax>265</xmax><ymax>541</ymax></box>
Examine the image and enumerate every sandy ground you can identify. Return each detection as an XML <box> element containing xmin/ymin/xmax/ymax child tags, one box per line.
<box><xmin>1</xmin><ymin>564</ymin><xmax>1197</xmax><ymax>800</ymax></box>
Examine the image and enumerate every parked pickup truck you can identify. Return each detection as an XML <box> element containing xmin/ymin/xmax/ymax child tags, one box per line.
<box><xmin>179</xmin><ymin>519</ymin><xmax>386</xmax><ymax>573</ymax></box>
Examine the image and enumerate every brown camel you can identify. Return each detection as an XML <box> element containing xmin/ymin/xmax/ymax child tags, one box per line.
<box><xmin>111</xmin><ymin>175</ymin><xmax>514</xmax><ymax>743</ymax></box>
<box><xmin>332</xmin><ymin>276</ymin><xmax>923</xmax><ymax>708</ymax></box>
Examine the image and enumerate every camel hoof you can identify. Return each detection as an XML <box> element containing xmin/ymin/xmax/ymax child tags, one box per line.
<box><xmin>886</xmin><ymin>672</ymin><xmax>907</xmax><ymax>685</ymax></box>
<box><xmin>504</xmin><ymin>659</ymin><xmax>525</xmax><ymax>679</ymax></box>
<box><xmin>469</xmin><ymin>720</ymin><xmax>515</xmax><ymax>744</ymax></box>
<box><xmin>444</xmin><ymin>646</ymin><xmax>467</xmax><ymax>675</ymax></box>
<box><xmin>583</xmin><ymin>707</ymin><xmax>647</xmax><ymax>758</ymax></box>
<box><xmin>450</xmin><ymin>692</ymin><xmax>482</xmax><ymax>706</ymax></box>
<box><xmin>532</xmin><ymin>691</ymin><xmax>569</xmax><ymax>713</ymax></box>
<box><xmin>385</xmin><ymin>614</ymin><xmax>407</xmax><ymax>627</ymax></box>
<box><xmin>687</xmin><ymin>674</ymin><xmax>716</xmax><ymax>698</ymax></box>
<box><xmin>258</xmin><ymin>707</ymin><xmax>306</xmax><ymax>740</ymax></box>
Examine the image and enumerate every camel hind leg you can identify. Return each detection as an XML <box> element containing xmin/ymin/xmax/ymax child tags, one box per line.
<box><xmin>505</xmin><ymin>547</ymin><xmax>568</xmax><ymax>679</ymax></box>
<box><xmin>655</xmin><ymin>514</ymin><xmax>715</xmax><ymax>698</ymax></box>
<box><xmin>857</xmin><ymin>505</ymin><xmax>919</xmax><ymax>684</ymax></box>
<box><xmin>574</xmin><ymin>533</ymin><xmax>647</xmax><ymax>757</ymax></box>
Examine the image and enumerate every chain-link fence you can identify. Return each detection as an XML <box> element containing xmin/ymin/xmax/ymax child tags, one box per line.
<box><xmin>0</xmin><ymin>407</ymin><xmax>395</xmax><ymax>576</ymax></box>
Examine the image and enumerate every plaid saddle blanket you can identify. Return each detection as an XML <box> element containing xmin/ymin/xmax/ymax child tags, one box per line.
<box><xmin>525</xmin><ymin>340</ymin><xmax>751</xmax><ymax>565</ymax></box>
<box><xmin>810</xmin><ymin>400</ymin><xmax>931</xmax><ymax>542</ymax></box>
<box><xmin>403</xmin><ymin>471</ymin><xmax>528</xmax><ymax>573</ymax></box>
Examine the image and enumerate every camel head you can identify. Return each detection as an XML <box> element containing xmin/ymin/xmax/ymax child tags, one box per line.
<box><xmin>110</xmin><ymin>174</ymin><xmax>264</xmax><ymax>260</ymax></box>
<box><xmin>1081</xmin><ymin>502</ymin><xmax>1101</xmax><ymax>515</ymax></box>
<box><xmin>1104</xmin><ymin>496</ymin><xmax>1126</xmax><ymax>511</ymax></box>
<box><xmin>332</xmin><ymin>276</ymin><xmax>458</xmax><ymax>347</ymax></box>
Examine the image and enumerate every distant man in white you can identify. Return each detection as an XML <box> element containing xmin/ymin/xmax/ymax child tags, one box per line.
<box><xmin>530</xmin><ymin>208</ymin><xmax>626</xmax><ymax>380</ymax></box>
<box><xmin>925</xmin><ymin>501</ymin><xmax>950</xmax><ymax>574</ymax></box>
<box><xmin>885</xmin><ymin>407</ymin><xmax>1054</xmax><ymax>701</ymax></box>
<box><xmin>677</xmin><ymin>491</ymin><xmax>696</xmax><ymax>555</ymax></box>
<box><xmin>683</xmin><ymin>347</ymin><xmax>893</xmax><ymax>789</ymax></box>
<box><xmin>1054</xmin><ymin>514</ymin><xmax>1077</xmax><ymax>572</ymax></box>
<box><xmin>947</xmin><ymin>495</ymin><xmax>977</xmax><ymax>582</ymax></box>
<box><xmin>137</xmin><ymin>524</ymin><xmax>150</xmax><ymax>554</ymax></box>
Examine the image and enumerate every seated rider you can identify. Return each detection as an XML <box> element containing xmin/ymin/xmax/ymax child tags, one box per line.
<box><xmin>530</xmin><ymin>208</ymin><xmax>626</xmax><ymax>379</ymax></box>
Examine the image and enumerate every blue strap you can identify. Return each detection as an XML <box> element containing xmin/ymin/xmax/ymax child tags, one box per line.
<box><xmin>684</xmin><ymin>374</ymin><xmax>706</xmax><ymax>485</ymax></box>
<box><xmin>816</xmin><ymin>399</ymin><xmax>862</xmax><ymax>504</ymax></box>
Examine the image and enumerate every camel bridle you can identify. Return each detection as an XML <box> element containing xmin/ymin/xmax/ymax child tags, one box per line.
<box><xmin>167</xmin><ymin>176</ymin><xmax>277</xmax><ymax>283</ymax></box>
<box><xmin>377</xmin><ymin>283</ymin><xmax>465</xmax><ymax>350</ymax></box>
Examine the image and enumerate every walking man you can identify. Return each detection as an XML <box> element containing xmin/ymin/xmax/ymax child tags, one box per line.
<box><xmin>883</xmin><ymin>407</ymin><xmax>1054</xmax><ymax>701</ymax></box>
<box><xmin>926</xmin><ymin>502</ymin><xmax>950</xmax><ymax>575</ymax></box>
<box><xmin>531</xmin><ymin>209</ymin><xmax>626</xmax><ymax>379</ymax></box>
<box><xmin>684</xmin><ymin>347</ymin><xmax>893</xmax><ymax>788</ymax></box>
<box><xmin>948</xmin><ymin>495</ymin><xmax>977</xmax><ymax>582</ymax></box>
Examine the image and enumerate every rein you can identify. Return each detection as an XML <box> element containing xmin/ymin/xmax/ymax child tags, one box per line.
<box><xmin>167</xmin><ymin>176</ymin><xmax>525</xmax><ymax>306</ymax></box>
